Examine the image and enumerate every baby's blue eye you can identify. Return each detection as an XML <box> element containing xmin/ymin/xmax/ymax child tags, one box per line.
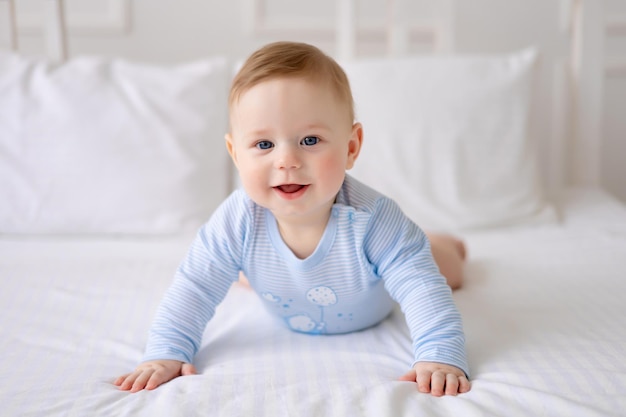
<box><xmin>301</xmin><ymin>136</ymin><xmax>319</xmax><ymax>146</ymax></box>
<box><xmin>256</xmin><ymin>140</ymin><xmax>273</xmax><ymax>150</ymax></box>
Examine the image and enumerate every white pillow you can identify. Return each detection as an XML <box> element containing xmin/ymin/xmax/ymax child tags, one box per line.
<box><xmin>343</xmin><ymin>49</ymin><xmax>556</xmax><ymax>232</ymax></box>
<box><xmin>0</xmin><ymin>53</ymin><xmax>230</xmax><ymax>234</ymax></box>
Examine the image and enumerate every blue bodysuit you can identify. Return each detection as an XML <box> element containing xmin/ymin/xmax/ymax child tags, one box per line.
<box><xmin>143</xmin><ymin>175</ymin><xmax>469</xmax><ymax>376</ymax></box>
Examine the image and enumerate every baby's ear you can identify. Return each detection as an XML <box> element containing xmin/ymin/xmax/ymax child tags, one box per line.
<box><xmin>346</xmin><ymin>123</ymin><xmax>363</xmax><ymax>170</ymax></box>
<box><xmin>225</xmin><ymin>133</ymin><xmax>238</xmax><ymax>166</ymax></box>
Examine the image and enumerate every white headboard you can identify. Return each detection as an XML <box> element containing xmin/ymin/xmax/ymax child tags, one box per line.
<box><xmin>240</xmin><ymin>0</ymin><xmax>614</xmax><ymax>196</ymax></box>
<box><xmin>2</xmin><ymin>0</ymin><xmax>624</xmax><ymax>200</ymax></box>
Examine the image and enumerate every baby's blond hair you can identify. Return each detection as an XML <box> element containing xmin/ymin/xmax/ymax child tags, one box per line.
<box><xmin>229</xmin><ymin>41</ymin><xmax>355</xmax><ymax>123</ymax></box>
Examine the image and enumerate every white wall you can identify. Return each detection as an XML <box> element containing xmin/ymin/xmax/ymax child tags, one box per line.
<box><xmin>3</xmin><ymin>0</ymin><xmax>625</xmax><ymax>201</ymax></box>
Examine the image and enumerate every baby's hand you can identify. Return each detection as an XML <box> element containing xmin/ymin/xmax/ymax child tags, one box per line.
<box><xmin>114</xmin><ymin>360</ymin><xmax>196</xmax><ymax>393</ymax></box>
<box><xmin>398</xmin><ymin>362</ymin><xmax>470</xmax><ymax>396</ymax></box>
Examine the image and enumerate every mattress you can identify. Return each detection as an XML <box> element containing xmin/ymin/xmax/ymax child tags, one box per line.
<box><xmin>1</xmin><ymin>188</ymin><xmax>626</xmax><ymax>417</ymax></box>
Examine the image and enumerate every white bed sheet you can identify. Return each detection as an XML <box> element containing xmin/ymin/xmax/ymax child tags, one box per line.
<box><xmin>1</xmin><ymin>188</ymin><xmax>626</xmax><ymax>417</ymax></box>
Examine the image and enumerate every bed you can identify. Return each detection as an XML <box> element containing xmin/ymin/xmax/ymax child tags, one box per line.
<box><xmin>2</xmin><ymin>1</ymin><xmax>626</xmax><ymax>416</ymax></box>
<box><xmin>2</xmin><ymin>187</ymin><xmax>626</xmax><ymax>417</ymax></box>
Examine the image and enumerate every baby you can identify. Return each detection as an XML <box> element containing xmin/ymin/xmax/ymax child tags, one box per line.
<box><xmin>115</xmin><ymin>41</ymin><xmax>470</xmax><ymax>396</ymax></box>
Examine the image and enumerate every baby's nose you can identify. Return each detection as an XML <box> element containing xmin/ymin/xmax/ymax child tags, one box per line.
<box><xmin>275</xmin><ymin>147</ymin><xmax>301</xmax><ymax>169</ymax></box>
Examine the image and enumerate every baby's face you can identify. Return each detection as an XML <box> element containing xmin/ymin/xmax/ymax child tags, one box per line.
<box><xmin>226</xmin><ymin>77</ymin><xmax>361</xmax><ymax>224</ymax></box>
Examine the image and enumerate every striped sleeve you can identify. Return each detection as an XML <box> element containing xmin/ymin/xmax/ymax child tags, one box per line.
<box><xmin>363</xmin><ymin>197</ymin><xmax>470</xmax><ymax>377</ymax></box>
<box><xmin>142</xmin><ymin>191</ymin><xmax>250</xmax><ymax>363</ymax></box>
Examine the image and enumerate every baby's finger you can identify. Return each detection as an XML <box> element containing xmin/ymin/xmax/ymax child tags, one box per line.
<box><xmin>430</xmin><ymin>371</ymin><xmax>446</xmax><ymax>397</ymax></box>
<box><xmin>130</xmin><ymin>369</ymin><xmax>155</xmax><ymax>393</ymax></box>
<box><xmin>398</xmin><ymin>368</ymin><xmax>417</xmax><ymax>382</ymax></box>
<box><xmin>416</xmin><ymin>370</ymin><xmax>432</xmax><ymax>393</ymax></box>
<box><xmin>145</xmin><ymin>368</ymin><xmax>175</xmax><ymax>390</ymax></box>
<box><xmin>117</xmin><ymin>370</ymin><xmax>142</xmax><ymax>391</ymax></box>
<box><xmin>458</xmin><ymin>375</ymin><xmax>471</xmax><ymax>393</ymax></box>
<box><xmin>113</xmin><ymin>373</ymin><xmax>131</xmax><ymax>387</ymax></box>
<box><xmin>181</xmin><ymin>363</ymin><xmax>197</xmax><ymax>376</ymax></box>
<box><xmin>444</xmin><ymin>373</ymin><xmax>459</xmax><ymax>396</ymax></box>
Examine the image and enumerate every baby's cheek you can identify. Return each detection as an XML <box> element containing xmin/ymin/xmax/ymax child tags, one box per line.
<box><xmin>321</xmin><ymin>157</ymin><xmax>346</xmax><ymax>186</ymax></box>
<box><xmin>319</xmin><ymin>153</ymin><xmax>348</xmax><ymax>175</ymax></box>
<box><xmin>238</xmin><ymin>166</ymin><xmax>267</xmax><ymax>197</ymax></box>
<box><xmin>239</xmin><ymin>162</ymin><xmax>265</xmax><ymax>184</ymax></box>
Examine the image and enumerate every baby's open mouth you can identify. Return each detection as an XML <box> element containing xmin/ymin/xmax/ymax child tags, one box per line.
<box><xmin>275</xmin><ymin>184</ymin><xmax>306</xmax><ymax>193</ymax></box>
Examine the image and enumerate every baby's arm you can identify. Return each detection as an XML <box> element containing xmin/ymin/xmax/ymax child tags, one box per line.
<box><xmin>364</xmin><ymin>198</ymin><xmax>470</xmax><ymax>395</ymax></box>
<box><xmin>113</xmin><ymin>191</ymin><xmax>249</xmax><ymax>392</ymax></box>
<box><xmin>114</xmin><ymin>360</ymin><xmax>197</xmax><ymax>392</ymax></box>
<box><xmin>399</xmin><ymin>362</ymin><xmax>470</xmax><ymax>396</ymax></box>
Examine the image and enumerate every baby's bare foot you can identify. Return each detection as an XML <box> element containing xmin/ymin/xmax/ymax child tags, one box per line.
<box><xmin>428</xmin><ymin>234</ymin><xmax>467</xmax><ymax>260</ymax></box>
<box><xmin>426</xmin><ymin>233</ymin><xmax>466</xmax><ymax>290</ymax></box>
<box><xmin>454</xmin><ymin>239</ymin><xmax>467</xmax><ymax>260</ymax></box>
<box><xmin>237</xmin><ymin>272</ymin><xmax>251</xmax><ymax>288</ymax></box>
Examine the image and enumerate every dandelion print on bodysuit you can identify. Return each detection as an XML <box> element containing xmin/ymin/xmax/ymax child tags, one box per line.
<box><xmin>282</xmin><ymin>286</ymin><xmax>338</xmax><ymax>334</ymax></box>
